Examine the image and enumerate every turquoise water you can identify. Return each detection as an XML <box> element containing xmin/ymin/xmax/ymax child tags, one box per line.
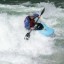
<box><xmin>0</xmin><ymin>2</ymin><xmax>64</xmax><ymax>64</ymax></box>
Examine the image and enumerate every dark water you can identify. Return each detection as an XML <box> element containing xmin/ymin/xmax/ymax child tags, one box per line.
<box><xmin>0</xmin><ymin>0</ymin><xmax>64</xmax><ymax>3</ymax></box>
<box><xmin>0</xmin><ymin>0</ymin><xmax>64</xmax><ymax>8</ymax></box>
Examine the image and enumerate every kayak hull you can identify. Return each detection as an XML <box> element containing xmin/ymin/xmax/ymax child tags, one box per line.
<box><xmin>38</xmin><ymin>22</ymin><xmax>54</xmax><ymax>36</ymax></box>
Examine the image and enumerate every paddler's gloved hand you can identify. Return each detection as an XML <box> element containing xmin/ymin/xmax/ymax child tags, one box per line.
<box><xmin>30</xmin><ymin>27</ymin><xmax>35</xmax><ymax>30</ymax></box>
<box><xmin>38</xmin><ymin>16</ymin><xmax>41</xmax><ymax>18</ymax></box>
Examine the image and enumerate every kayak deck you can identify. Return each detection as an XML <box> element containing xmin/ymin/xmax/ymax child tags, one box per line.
<box><xmin>38</xmin><ymin>22</ymin><xmax>54</xmax><ymax>36</ymax></box>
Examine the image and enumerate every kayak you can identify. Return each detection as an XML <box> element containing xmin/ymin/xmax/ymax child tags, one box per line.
<box><xmin>38</xmin><ymin>22</ymin><xmax>54</xmax><ymax>36</ymax></box>
<box><xmin>24</xmin><ymin>22</ymin><xmax>54</xmax><ymax>40</ymax></box>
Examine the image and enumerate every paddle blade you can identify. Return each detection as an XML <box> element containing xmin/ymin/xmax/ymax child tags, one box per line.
<box><xmin>40</xmin><ymin>8</ymin><xmax>45</xmax><ymax>16</ymax></box>
<box><xmin>24</xmin><ymin>32</ymin><xmax>30</xmax><ymax>40</ymax></box>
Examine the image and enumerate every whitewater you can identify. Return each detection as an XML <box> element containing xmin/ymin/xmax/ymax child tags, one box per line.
<box><xmin>0</xmin><ymin>2</ymin><xmax>64</xmax><ymax>64</ymax></box>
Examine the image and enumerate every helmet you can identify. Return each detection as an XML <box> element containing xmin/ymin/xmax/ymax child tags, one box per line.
<box><xmin>29</xmin><ymin>13</ymin><xmax>34</xmax><ymax>16</ymax></box>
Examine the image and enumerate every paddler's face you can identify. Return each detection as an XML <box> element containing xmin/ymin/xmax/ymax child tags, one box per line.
<box><xmin>30</xmin><ymin>16</ymin><xmax>34</xmax><ymax>19</ymax></box>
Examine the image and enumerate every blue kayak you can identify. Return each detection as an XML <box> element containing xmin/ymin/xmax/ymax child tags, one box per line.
<box><xmin>38</xmin><ymin>22</ymin><xmax>54</xmax><ymax>36</ymax></box>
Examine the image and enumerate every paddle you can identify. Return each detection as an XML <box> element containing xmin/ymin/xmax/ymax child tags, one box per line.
<box><xmin>24</xmin><ymin>8</ymin><xmax>45</xmax><ymax>40</ymax></box>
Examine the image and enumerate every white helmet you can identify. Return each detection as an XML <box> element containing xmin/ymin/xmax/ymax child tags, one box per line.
<box><xmin>29</xmin><ymin>12</ymin><xmax>34</xmax><ymax>16</ymax></box>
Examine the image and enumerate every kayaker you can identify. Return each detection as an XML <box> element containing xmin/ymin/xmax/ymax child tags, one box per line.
<box><xmin>24</xmin><ymin>13</ymin><xmax>44</xmax><ymax>30</ymax></box>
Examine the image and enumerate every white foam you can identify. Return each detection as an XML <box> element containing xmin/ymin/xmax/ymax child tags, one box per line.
<box><xmin>0</xmin><ymin>13</ymin><xmax>54</xmax><ymax>55</ymax></box>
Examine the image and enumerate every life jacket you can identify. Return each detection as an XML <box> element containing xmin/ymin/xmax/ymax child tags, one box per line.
<box><xmin>24</xmin><ymin>15</ymin><xmax>39</xmax><ymax>29</ymax></box>
<box><xmin>29</xmin><ymin>18</ymin><xmax>36</xmax><ymax>28</ymax></box>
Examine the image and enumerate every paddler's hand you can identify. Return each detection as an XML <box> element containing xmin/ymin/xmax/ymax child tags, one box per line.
<box><xmin>38</xmin><ymin>16</ymin><xmax>41</xmax><ymax>18</ymax></box>
<box><xmin>30</xmin><ymin>27</ymin><xmax>34</xmax><ymax>30</ymax></box>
